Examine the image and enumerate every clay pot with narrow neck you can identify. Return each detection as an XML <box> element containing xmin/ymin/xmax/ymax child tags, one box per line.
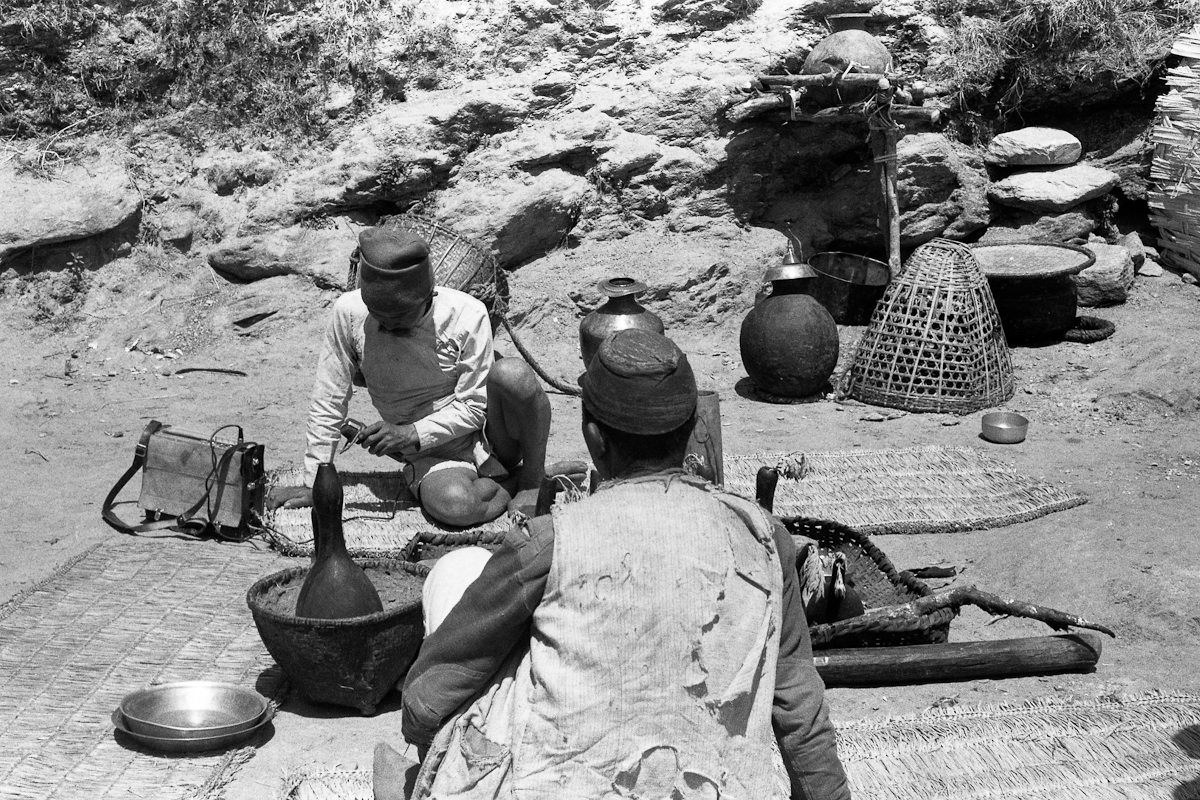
<box><xmin>740</xmin><ymin>252</ymin><xmax>840</xmax><ymax>399</ymax></box>
<box><xmin>295</xmin><ymin>462</ymin><xmax>384</xmax><ymax>620</ymax></box>
<box><xmin>579</xmin><ymin>277</ymin><xmax>665</xmax><ymax>367</ymax></box>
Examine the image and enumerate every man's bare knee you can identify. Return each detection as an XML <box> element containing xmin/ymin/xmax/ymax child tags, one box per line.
<box><xmin>422</xmin><ymin>476</ymin><xmax>504</xmax><ymax>527</ymax></box>
<box><xmin>488</xmin><ymin>358</ymin><xmax>542</xmax><ymax>403</ymax></box>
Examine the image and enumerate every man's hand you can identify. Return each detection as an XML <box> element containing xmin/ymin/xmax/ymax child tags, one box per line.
<box><xmin>358</xmin><ymin>421</ymin><xmax>420</xmax><ymax>458</ymax></box>
<box><xmin>267</xmin><ymin>485</ymin><xmax>313</xmax><ymax>511</ymax></box>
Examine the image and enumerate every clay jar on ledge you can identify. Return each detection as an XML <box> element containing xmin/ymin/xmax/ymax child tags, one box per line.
<box><xmin>579</xmin><ymin>277</ymin><xmax>665</xmax><ymax>367</ymax></box>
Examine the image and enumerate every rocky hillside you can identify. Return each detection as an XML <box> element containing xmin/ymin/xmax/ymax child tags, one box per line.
<box><xmin>2</xmin><ymin>0</ymin><xmax>1197</xmax><ymax>342</ymax></box>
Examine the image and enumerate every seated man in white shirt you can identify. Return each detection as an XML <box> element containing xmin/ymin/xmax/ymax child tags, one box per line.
<box><xmin>268</xmin><ymin>226</ymin><xmax>552</xmax><ymax>526</ymax></box>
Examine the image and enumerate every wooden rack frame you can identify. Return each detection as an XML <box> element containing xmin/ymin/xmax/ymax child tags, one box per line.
<box><xmin>729</xmin><ymin>72</ymin><xmax>951</xmax><ymax>277</ymax></box>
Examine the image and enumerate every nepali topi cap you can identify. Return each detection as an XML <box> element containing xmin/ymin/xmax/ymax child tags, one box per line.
<box><xmin>357</xmin><ymin>227</ymin><xmax>435</xmax><ymax>314</ymax></box>
<box><xmin>579</xmin><ymin>328</ymin><xmax>697</xmax><ymax>435</ymax></box>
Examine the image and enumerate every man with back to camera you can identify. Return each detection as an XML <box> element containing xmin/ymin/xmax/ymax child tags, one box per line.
<box><xmin>378</xmin><ymin>328</ymin><xmax>850</xmax><ymax>800</ymax></box>
<box><xmin>268</xmin><ymin>226</ymin><xmax>553</xmax><ymax>525</ymax></box>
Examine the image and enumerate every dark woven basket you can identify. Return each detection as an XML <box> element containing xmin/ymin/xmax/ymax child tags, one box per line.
<box><xmin>246</xmin><ymin>560</ymin><xmax>426</xmax><ymax>715</ymax></box>
<box><xmin>783</xmin><ymin>517</ymin><xmax>956</xmax><ymax>648</ymax></box>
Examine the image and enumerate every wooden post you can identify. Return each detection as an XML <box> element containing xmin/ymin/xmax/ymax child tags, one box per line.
<box><xmin>884</xmin><ymin>125</ymin><xmax>901</xmax><ymax>279</ymax></box>
<box><xmin>813</xmin><ymin>633</ymin><xmax>1104</xmax><ymax>687</ymax></box>
<box><xmin>872</xmin><ymin>78</ymin><xmax>902</xmax><ymax>280</ymax></box>
<box><xmin>684</xmin><ymin>390</ymin><xmax>724</xmax><ymax>486</ymax></box>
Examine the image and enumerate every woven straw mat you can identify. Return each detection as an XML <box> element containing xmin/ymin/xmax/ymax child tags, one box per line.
<box><xmin>263</xmin><ymin>466</ymin><xmax>514</xmax><ymax>558</ymax></box>
<box><xmin>277</xmin><ymin>693</ymin><xmax>1200</xmax><ymax>800</ymax></box>
<box><xmin>0</xmin><ymin>536</ymin><xmax>290</xmax><ymax>800</ymax></box>
<box><xmin>723</xmin><ymin>446</ymin><xmax>1086</xmax><ymax>535</ymax></box>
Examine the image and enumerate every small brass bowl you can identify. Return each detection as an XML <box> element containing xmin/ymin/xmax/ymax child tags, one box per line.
<box><xmin>981</xmin><ymin>411</ymin><xmax>1029</xmax><ymax>444</ymax></box>
<box><xmin>119</xmin><ymin>681</ymin><xmax>267</xmax><ymax>740</ymax></box>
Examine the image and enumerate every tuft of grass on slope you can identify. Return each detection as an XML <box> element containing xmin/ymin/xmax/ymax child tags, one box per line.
<box><xmin>926</xmin><ymin>0</ymin><xmax>1200</xmax><ymax>114</ymax></box>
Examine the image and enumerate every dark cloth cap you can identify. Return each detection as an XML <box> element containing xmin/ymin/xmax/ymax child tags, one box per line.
<box><xmin>579</xmin><ymin>329</ymin><xmax>697</xmax><ymax>435</ymax></box>
<box><xmin>357</xmin><ymin>227</ymin><xmax>434</xmax><ymax>314</ymax></box>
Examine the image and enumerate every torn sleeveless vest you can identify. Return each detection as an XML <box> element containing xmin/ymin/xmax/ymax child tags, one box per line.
<box><xmin>423</xmin><ymin>476</ymin><xmax>790</xmax><ymax>800</ymax></box>
<box><xmin>528</xmin><ymin>476</ymin><xmax>788</xmax><ymax>799</ymax></box>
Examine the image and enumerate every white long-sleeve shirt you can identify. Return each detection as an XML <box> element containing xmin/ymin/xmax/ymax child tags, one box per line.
<box><xmin>304</xmin><ymin>287</ymin><xmax>494</xmax><ymax>483</ymax></box>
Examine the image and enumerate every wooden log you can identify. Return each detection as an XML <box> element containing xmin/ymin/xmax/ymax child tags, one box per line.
<box><xmin>813</xmin><ymin>633</ymin><xmax>1104</xmax><ymax>687</ymax></box>
<box><xmin>726</xmin><ymin>96</ymin><xmax>943</xmax><ymax>125</ymax></box>
<box><xmin>758</xmin><ymin>73</ymin><xmax>890</xmax><ymax>88</ymax></box>
<box><xmin>892</xmin><ymin>106</ymin><xmax>944</xmax><ymax>125</ymax></box>
<box><xmin>791</xmin><ymin>106</ymin><xmax>942</xmax><ymax>125</ymax></box>
<box><xmin>757</xmin><ymin>75</ymin><xmax>955</xmax><ymax>98</ymax></box>
<box><xmin>726</xmin><ymin>94</ymin><xmax>789</xmax><ymax>123</ymax></box>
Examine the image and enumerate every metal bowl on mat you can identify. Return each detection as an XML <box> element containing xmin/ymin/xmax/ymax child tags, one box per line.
<box><xmin>119</xmin><ymin>681</ymin><xmax>268</xmax><ymax>739</ymax></box>
<box><xmin>111</xmin><ymin>706</ymin><xmax>274</xmax><ymax>754</ymax></box>
<box><xmin>981</xmin><ymin>412</ymin><xmax>1029</xmax><ymax>444</ymax></box>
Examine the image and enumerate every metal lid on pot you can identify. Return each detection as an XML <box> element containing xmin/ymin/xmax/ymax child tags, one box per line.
<box><xmin>764</xmin><ymin>262</ymin><xmax>820</xmax><ymax>281</ymax></box>
<box><xmin>766</xmin><ymin>244</ymin><xmax>820</xmax><ymax>281</ymax></box>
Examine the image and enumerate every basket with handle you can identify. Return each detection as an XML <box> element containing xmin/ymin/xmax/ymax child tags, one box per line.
<box><xmin>842</xmin><ymin>238</ymin><xmax>1014</xmax><ymax>414</ymax></box>
<box><xmin>784</xmin><ymin>516</ymin><xmax>956</xmax><ymax>648</ymax></box>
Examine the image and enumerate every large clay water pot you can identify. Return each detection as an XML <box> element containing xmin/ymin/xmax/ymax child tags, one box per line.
<box><xmin>295</xmin><ymin>462</ymin><xmax>384</xmax><ymax>620</ymax></box>
<box><xmin>579</xmin><ymin>277</ymin><xmax>664</xmax><ymax>367</ymax></box>
<box><xmin>801</xmin><ymin>29</ymin><xmax>892</xmax><ymax>106</ymax></box>
<box><xmin>740</xmin><ymin>254</ymin><xmax>840</xmax><ymax>398</ymax></box>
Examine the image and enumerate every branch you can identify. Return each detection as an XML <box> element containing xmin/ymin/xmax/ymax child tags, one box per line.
<box><xmin>855</xmin><ymin>585</ymin><xmax>1116</xmax><ymax>638</ymax></box>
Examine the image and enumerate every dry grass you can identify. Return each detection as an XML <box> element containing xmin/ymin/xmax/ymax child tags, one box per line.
<box><xmin>926</xmin><ymin>0</ymin><xmax>1200</xmax><ymax>114</ymax></box>
<box><xmin>0</xmin><ymin>0</ymin><xmax>385</xmax><ymax>138</ymax></box>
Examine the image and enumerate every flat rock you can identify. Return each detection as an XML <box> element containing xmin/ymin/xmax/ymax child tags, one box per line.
<box><xmin>985</xmin><ymin>127</ymin><xmax>1082</xmax><ymax>167</ymax></box>
<box><xmin>244</xmin><ymin>89</ymin><xmax>524</xmax><ymax>231</ymax></box>
<box><xmin>977</xmin><ymin>208</ymin><xmax>1099</xmax><ymax>243</ymax></box>
<box><xmin>988</xmin><ymin>163</ymin><xmax>1119</xmax><ymax>213</ymax></box>
<box><xmin>1138</xmin><ymin>260</ymin><xmax>1164</xmax><ymax>277</ymax></box>
<box><xmin>1074</xmin><ymin>242</ymin><xmax>1134</xmax><ymax>306</ymax></box>
<box><xmin>207</xmin><ymin>219</ymin><xmax>364</xmax><ymax>288</ymax></box>
<box><xmin>432</xmin><ymin>169</ymin><xmax>594</xmax><ymax>268</ymax></box>
<box><xmin>0</xmin><ymin>156</ymin><xmax>141</xmax><ymax>265</ymax></box>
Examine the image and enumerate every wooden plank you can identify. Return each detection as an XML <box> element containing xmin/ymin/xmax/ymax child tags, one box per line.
<box><xmin>758</xmin><ymin>72</ymin><xmax>890</xmax><ymax>88</ymax></box>
<box><xmin>813</xmin><ymin>633</ymin><xmax>1104</xmax><ymax>687</ymax></box>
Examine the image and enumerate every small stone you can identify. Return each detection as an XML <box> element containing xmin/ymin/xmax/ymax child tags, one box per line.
<box><xmin>1119</xmin><ymin>231</ymin><xmax>1145</xmax><ymax>270</ymax></box>
<box><xmin>1183</xmin><ymin>273</ymin><xmax>1198</xmax><ymax>285</ymax></box>
<box><xmin>1137</xmin><ymin>260</ymin><xmax>1164</xmax><ymax>277</ymax></box>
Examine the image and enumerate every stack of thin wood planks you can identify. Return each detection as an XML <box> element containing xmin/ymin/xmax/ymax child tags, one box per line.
<box><xmin>1149</xmin><ymin>28</ymin><xmax>1200</xmax><ymax>279</ymax></box>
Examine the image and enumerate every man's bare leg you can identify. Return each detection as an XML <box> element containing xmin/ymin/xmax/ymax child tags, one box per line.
<box><xmin>485</xmin><ymin>357</ymin><xmax>552</xmax><ymax>496</ymax></box>
<box><xmin>418</xmin><ymin>467</ymin><xmax>511</xmax><ymax>527</ymax></box>
<box><xmin>412</xmin><ymin>359</ymin><xmax>551</xmax><ymax>526</ymax></box>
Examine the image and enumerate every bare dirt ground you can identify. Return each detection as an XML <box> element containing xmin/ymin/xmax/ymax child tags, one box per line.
<box><xmin>3</xmin><ymin>227</ymin><xmax>1199</xmax><ymax>787</ymax></box>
